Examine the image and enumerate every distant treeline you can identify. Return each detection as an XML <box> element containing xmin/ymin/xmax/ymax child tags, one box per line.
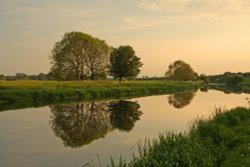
<box><xmin>0</xmin><ymin>60</ymin><xmax>206</xmax><ymax>82</ymax></box>
<box><xmin>0</xmin><ymin>73</ymin><xmax>53</xmax><ymax>81</ymax></box>
<box><xmin>0</xmin><ymin>73</ymin><xmax>168</xmax><ymax>81</ymax></box>
<box><xmin>208</xmin><ymin>72</ymin><xmax>250</xmax><ymax>85</ymax></box>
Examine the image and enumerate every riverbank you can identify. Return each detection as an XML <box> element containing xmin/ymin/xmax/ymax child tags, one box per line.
<box><xmin>110</xmin><ymin>107</ymin><xmax>250</xmax><ymax>167</ymax></box>
<box><xmin>0</xmin><ymin>80</ymin><xmax>200</xmax><ymax>107</ymax></box>
<box><xmin>241</xmin><ymin>77</ymin><xmax>250</xmax><ymax>92</ymax></box>
<box><xmin>208</xmin><ymin>77</ymin><xmax>250</xmax><ymax>94</ymax></box>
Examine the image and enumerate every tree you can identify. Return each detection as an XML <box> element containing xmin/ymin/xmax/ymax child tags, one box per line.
<box><xmin>50</xmin><ymin>32</ymin><xmax>110</xmax><ymax>80</ymax></box>
<box><xmin>226</xmin><ymin>74</ymin><xmax>245</xmax><ymax>85</ymax></box>
<box><xmin>83</xmin><ymin>39</ymin><xmax>110</xmax><ymax>80</ymax></box>
<box><xmin>15</xmin><ymin>73</ymin><xmax>27</xmax><ymax>80</ymax></box>
<box><xmin>0</xmin><ymin>75</ymin><xmax>6</xmax><ymax>80</ymax></box>
<box><xmin>199</xmin><ymin>74</ymin><xmax>209</xmax><ymax>84</ymax></box>
<box><xmin>109</xmin><ymin>45</ymin><xmax>143</xmax><ymax>82</ymax></box>
<box><xmin>165</xmin><ymin>60</ymin><xmax>198</xmax><ymax>81</ymax></box>
<box><xmin>209</xmin><ymin>72</ymin><xmax>248</xmax><ymax>84</ymax></box>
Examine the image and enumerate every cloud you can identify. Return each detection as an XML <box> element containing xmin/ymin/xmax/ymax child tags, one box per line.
<box><xmin>99</xmin><ymin>16</ymin><xmax>181</xmax><ymax>34</ymax></box>
<box><xmin>138</xmin><ymin>0</ymin><xmax>250</xmax><ymax>19</ymax></box>
<box><xmin>139</xmin><ymin>0</ymin><xmax>190</xmax><ymax>12</ymax></box>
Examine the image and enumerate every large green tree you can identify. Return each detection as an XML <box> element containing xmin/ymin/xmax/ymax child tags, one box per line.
<box><xmin>109</xmin><ymin>45</ymin><xmax>143</xmax><ymax>82</ymax></box>
<box><xmin>50</xmin><ymin>32</ymin><xmax>110</xmax><ymax>80</ymax></box>
<box><xmin>165</xmin><ymin>60</ymin><xmax>198</xmax><ymax>81</ymax></box>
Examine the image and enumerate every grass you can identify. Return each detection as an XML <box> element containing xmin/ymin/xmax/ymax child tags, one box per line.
<box><xmin>241</xmin><ymin>77</ymin><xmax>250</xmax><ymax>92</ymax></box>
<box><xmin>0</xmin><ymin>80</ymin><xmax>200</xmax><ymax>111</ymax></box>
<box><xmin>107</xmin><ymin>107</ymin><xmax>250</xmax><ymax>167</ymax></box>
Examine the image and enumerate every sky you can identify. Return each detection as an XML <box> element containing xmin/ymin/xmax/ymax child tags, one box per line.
<box><xmin>0</xmin><ymin>0</ymin><xmax>250</xmax><ymax>77</ymax></box>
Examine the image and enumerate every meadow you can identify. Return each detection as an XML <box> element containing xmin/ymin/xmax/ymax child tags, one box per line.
<box><xmin>108</xmin><ymin>107</ymin><xmax>250</xmax><ymax>167</ymax></box>
<box><xmin>0</xmin><ymin>80</ymin><xmax>200</xmax><ymax>106</ymax></box>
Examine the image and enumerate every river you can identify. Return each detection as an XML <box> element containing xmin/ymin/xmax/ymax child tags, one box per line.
<box><xmin>0</xmin><ymin>89</ymin><xmax>249</xmax><ymax>167</ymax></box>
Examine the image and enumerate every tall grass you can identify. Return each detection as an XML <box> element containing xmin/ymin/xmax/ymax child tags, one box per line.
<box><xmin>107</xmin><ymin>107</ymin><xmax>250</xmax><ymax>167</ymax></box>
<box><xmin>0</xmin><ymin>80</ymin><xmax>200</xmax><ymax>110</ymax></box>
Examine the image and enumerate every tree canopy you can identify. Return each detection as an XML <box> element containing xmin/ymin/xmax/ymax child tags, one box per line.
<box><xmin>226</xmin><ymin>74</ymin><xmax>245</xmax><ymax>85</ymax></box>
<box><xmin>50</xmin><ymin>32</ymin><xmax>110</xmax><ymax>80</ymax></box>
<box><xmin>109</xmin><ymin>45</ymin><xmax>143</xmax><ymax>82</ymax></box>
<box><xmin>199</xmin><ymin>74</ymin><xmax>210</xmax><ymax>84</ymax></box>
<box><xmin>209</xmin><ymin>72</ymin><xmax>245</xmax><ymax>85</ymax></box>
<box><xmin>165</xmin><ymin>60</ymin><xmax>198</xmax><ymax>81</ymax></box>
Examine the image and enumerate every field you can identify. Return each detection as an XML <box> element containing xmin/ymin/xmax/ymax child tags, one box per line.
<box><xmin>0</xmin><ymin>80</ymin><xmax>200</xmax><ymax>107</ymax></box>
<box><xmin>109</xmin><ymin>107</ymin><xmax>250</xmax><ymax>167</ymax></box>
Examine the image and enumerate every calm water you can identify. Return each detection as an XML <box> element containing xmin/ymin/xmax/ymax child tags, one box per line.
<box><xmin>0</xmin><ymin>90</ymin><xmax>249</xmax><ymax>167</ymax></box>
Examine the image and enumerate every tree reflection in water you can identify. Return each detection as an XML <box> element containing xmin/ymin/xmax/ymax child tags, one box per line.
<box><xmin>49</xmin><ymin>100</ymin><xmax>142</xmax><ymax>148</ymax></box>
<box><xmin>168</xmin><ymin>91</ymin><xmax>196</xmax><ymax>109</ymax></box>
<box><xmin>50</xmin><ymin>102</ymin><xmax>110</xmax><ymax>148</ymax></box>
<box><xmin>109</xmin><ymin>100</ymin><xmax>142</xmax><ymax>132</ymax></box>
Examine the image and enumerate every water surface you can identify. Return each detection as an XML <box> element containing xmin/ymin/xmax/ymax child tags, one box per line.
<box><xmin>0</xmin><ymin>90</ymin><xmax>249</xmax><ymax>167</ymax></box>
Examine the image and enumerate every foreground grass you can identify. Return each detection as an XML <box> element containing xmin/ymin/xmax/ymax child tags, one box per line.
<box><xmin>0</xmin><ymin>80</ymin><xmax>199</xmax><ymax>110</ymax></box>
<box><xmin>109</xmin><ymin>107</ymin><xmax>250</xmax><ymax>167</ymax></box>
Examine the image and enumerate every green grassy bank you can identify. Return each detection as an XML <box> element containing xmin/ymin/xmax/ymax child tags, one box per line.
<box><xmin>109</xmin><ymin>107</ymin><xmax>250</xmax><ymax>167</ymax></box>
<box><xmin>241</xmin><ymin>77</ymin><xmax>250</xmax><ymax>92</ymax></box>
<box><xmin>0</xmin><ymin>80</ymin><xmax>200</xmax><ymax>108</ymax></box>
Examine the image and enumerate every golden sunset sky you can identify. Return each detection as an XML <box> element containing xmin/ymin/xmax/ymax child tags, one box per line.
<box><xmin>0</xmin><ymin>0</ymin><xmax>250</xmax><ymax>76</ymax></box>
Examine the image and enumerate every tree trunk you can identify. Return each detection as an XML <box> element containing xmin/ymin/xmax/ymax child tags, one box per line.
<box><xmin>76</xmin><ymin>54</ymin><xmax>81</xmax><ymax>81</ymax></box>
<box><xmin>90</xmin><ymin>66</ymin><xmax>95</xmax><ymax>80</ymax></box>
<box><xmin>90</xmin><ymin>73</ymin><xmax>94</xmax><ymax>80</ymax></box>
<box><xmin>76</xmin><ymin>68</ymin><xmax>80</xmax><ymax>81</ymax></box>
<box><xmin>119</xmin><ymin>77</ymin><xmax>122</xmax><ymax>83</ymax></box>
